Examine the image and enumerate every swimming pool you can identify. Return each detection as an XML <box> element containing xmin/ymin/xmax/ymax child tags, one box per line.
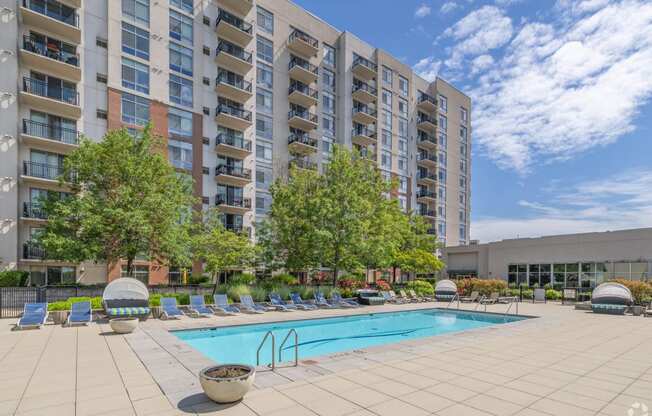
<box><xmin>174</xmin><ymin>309</ymin><xmax>526</xmax><ymax>366</ymax></box>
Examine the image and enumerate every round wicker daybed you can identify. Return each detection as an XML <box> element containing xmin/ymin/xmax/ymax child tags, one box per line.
<box><xmin>102</xmin><ymin>278</ymin><xmax>151</xmax><ymax>320</ymax></box>
<box><xmin>434</xmin><ymin>279</ymin><xmax>458</xmax><ymax>301</ymax></box>
<box><xmin>590</xmin><ymin>282</ymin><xmax>633</xmax><ymax>315</ymax></box>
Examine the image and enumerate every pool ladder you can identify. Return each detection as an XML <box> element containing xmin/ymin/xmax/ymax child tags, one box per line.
<box><xmin>256</xmin><ymin>328</ymin><xmax>299</xmax><ymax>371</ymax></box>
<box><xmin>446</xmin><ymin>293</ymin><xmax>460</xmax><ymax>310</ymax></box>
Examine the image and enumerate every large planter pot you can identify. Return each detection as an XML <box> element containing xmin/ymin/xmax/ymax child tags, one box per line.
<box><xmin>199</xmin><ymin>364</ymin><xmax>255</xmax><ymax>403</ymax></box>
<box><xmin>631</xmin><ymin>305</ymin><xmax>644</xmax><ymax>316</ymax></box>
<box><xmin>110</xmin><ymin>317</ymin><xmax>138</xmax><ymax>334</ymax></box>
<box><xmin>50</xmin><ymin>310</ymin><xmax>68</xmax><ymax>325</ymax></box>
<box><xmin>150</xmin><ymin>306</ymin><xmax>162</xmax><ymax>319</ymax></box>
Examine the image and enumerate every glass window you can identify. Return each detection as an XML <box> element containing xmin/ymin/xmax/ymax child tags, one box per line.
<box><xmin>322</xmin><ymin>115</ymin><xmax>335</xmax><ymax>136</ymax></box>
<box><xmin>168</xmin><ymin>107</ymin><xmax>193</xmax><ymax>137</ymax></box>
<box><xmin>398</xmin><ymin>156</ymin><xmax>407</xmax><ymax>173</ymax></box>
<box><xmin>438</xmin><ymin>131</ymin><xmax>447</xmax><ymax>147</ymax></box>
<box><xmin>460</xmin><ymin>107</ymin><xmax>468</xmax><ymax>123</ymax></box>
<box><xmin>399</xmin><ymin>176</ymin><xmax>408</xmax><ymax>193</ymax></box>
<box><xmin>383</xmin><ymin>110</ymin><xmax>392</xmax><ymax>129</ymax></box>
<box><xmin>437</xmin><ymin>151</ymin><xmax>446</xmax><ymax>167</ymax></box>
<box><xmin>121</xmin><ymin>92</ymin><xmax>149</xmax><ymax>126</ymax></box>
<box><xmin>169</xmin><ymin>42</ymin><xmax>193</xmax><ymax>76</ymax></box>
<box><xmin>438</xmin><ymin>185</ymin><xmax>446</xmax><ymax>200</ymax></box>
<box><xmin>169</xmin><ymin>9</ymin><xmax>193</xmax><ymax>44</ymax></box>
<box><xmin>256</xmin><ymin>141</ymin><xmax>272</xmax><ymax>162</ymax></box>
<box><xmin>256</xmin><ymin>114</ymin><xmax>273</xmax><ymax>139</ymax></box>
<box><xmin>398</xmin><ymin>118</ymin><xmax>408</xmax><ymax>138</ymax></box>
<box><xmin>256</xmin><ymin>166</ymin><xmax>272</xmax><ymax>189</ymax></box>
<box><xmin>323</xmin><ymin>44</ymin><xmax>335</xmax><ymax>67</ymax></box>
<box><xmin>322</xmin><ymin>68</ymin><xmax>335</xmax><ymax>91</ymax></box>
<box><xmin>460</xmin><ymin>159</ymin><xmax>467</xmax><ymax>174</ymax></box>
<box><xmin>122</xmin><ymin>22</ymin><xmax>149</xmax><ymax>60</ymax></box>
<box><xmin>438</xmin><ymin>114</ymin><xmax>447</xmax><ymax>131</ymax></box>
<box><xmin>399</xmin><ymin>195</ymin><xmax>407</xmax><ymax>212</ymax></box>
<box><xmin>438</xmin><ymin>168</ymin><xmax>446</xmax><ymax>181</ymax></box>
<box><xmin>459</xmin><ymin>175</ymin><xmax>466</xmax><ymax>188</ymax></box>
<box><xmin>459</xmin><ymin>224</ymin><xmax>466</xmax><ymax>241</ymax></box>
<box><xmin>460</xmin><ymin>125</ymin><xmax>468</xmax><ymax>142</ymax></box>
<box><xmin>257</xmin><ymin>6</ymin><xmax>273</xmax><ymax>34</ymax></box>
<box><xmin>170</xmin><ymin>0</ymin><xmax>193</xmax><ymax>13</ymax></box>
<box><xmin>398</xmin><ymin>98</ymin><xmax>408</xmax><ymax>117</ymax></box>
<box><xmin>257</xmin><ymin>62</ymin><xmax>273</xmax><ymax>88</ymax></box>
<box><xmin>121</xmin><ymin>264</ymin><xmax>149</xmax><ymax>284</ymax></box>
<box><xmin>169</xmin><ymin>74</ymin><xmax>193</xmax><ymax>107</ymax></box>
<box><xmin>398</xmin><ymin>138</ymin><xmax>407</xmax><ymax>155</ymax></box>
<box><xmin>399</xmin><ymin>76</ymin><xmax>408</xmax><ymax>96</ymax></box>
<box><xmin>382</xmin><ymin>129</ymin><xmax>392</xmax><ymax>150</ymax></box>
<box><xmin>438</xmin><ymin>95</ymin><xmax>447</xmax><ymax>112</ymax></box>
<box><xmin>322</xmin><ymin>137</ymin><xmax>333</xmax><ymax>157</ymax></box>
<box><xmin>257</xmin><ymin>36</ymin><xmax>273</xmax><ymax>63</ymax></box>
<box><xmin>382</xmin><ymin>66</ymin><xmax>392</xmax><ymax>86</ymax></box>
<box><xmin>382</xmin><ymin>89</ymin><xmax>392</xmax><ymax>108</ymax></box>
<box><xmin>256</xmin><ymin>89</ymin><xmax>273</xmax><ymax>113</ymax></box>
<box><xmin>381</xmin><ymin>150</ymin><xmax>391</xmax><ymax>169</ymax></box>
<box><xmin>168</xmin><ymin>138</ymin><xmax>192</xmax><ymax>169</ymax></box>
<box><xmin>322</xmin><ymin>92</ymin><xmax>335</xmax><ymax>114</ymax></box>
<box><xmin>121</xmin><ymin>57</ymin><xmax>149</xmax><ymax>94</ymax></box>
<box><xmin>256</xmin><ymin>193</ymin><xmax>272</xmax><ymax>215</ymax></box>
<box><xmin>122</xmin><ymin>0</ymin><xmax>149</xmax><ymax>26</ymax></box>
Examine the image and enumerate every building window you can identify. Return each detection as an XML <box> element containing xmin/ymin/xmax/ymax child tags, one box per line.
<box><xmin>399</xmin><ymin>75</ymin><xmax>408</xmax><ymax>96</ymax></box>
<box><xmin>461</xmin><ymin>106</ymin><xmax>468</xmax><ymax>124</ymax></box>
<box><xmin>460</xmin><ymin>125</ymin><xmax>468</xmax><ymax>142</ymax></box>
<box><xmin>257</xmin><ymin>36</ymin><xmax>273</xmax><ymax>63</ymax></box>
<box><xmin>323</xmin><ymin>44</ymin><xmax>335</xmax><ymax>67</ymax></box>
<box><xmin>169</xmin><ymin>42</ymin><xmax>193</xmax><ymax>76</ymax></box>
<box><xmin>322</xmin><ymin>92</ymin><xmax>335</xmax><ymax>114</ymax></box>
<box><xmin>121</xmin><ymin>57</ymin><xmax>149</xmax><ymax>94</ymax></box>
<box><xmin>382</xmin><ymin>89</ymin><xmax>392</xmax><ymax>108</ymax></box>
<box><xmin>398</xmin><ymin>156</ymin><xmax>407</xmax><ymax>173</ymax></box>
<box><xmin>121</xmin><ymin>92</ymin><xmax>149</xmax><ymax>126</ymax></box>
<box><xmin>96</xmin><ymin>109</ymin><xmax>108</xmax><ymax>119</ymax></box>
<box><xmin>382</xmin><ymin>66</ymin><xmax>392</xmax><ymax>86</ymax></box>
<box><xmin>438</xmin><ymin>185</ymin><xmax>446</xmax><ymax>200</ymax></box>
<box><xmin>257</xmin><ymin>6</ymin><xmax>273</xmax><ymax>34</ymax></box>
<box><xmin>168</xmin><ymin>107</ymin><xmax>193</xmax><ymax>137</ymax></box>
<box><xmin>169</xmin><ymin>74</ymin><xmax>193</xmax><ymax>107</ymax></box>
<box><xmin>168</xmin><ymin>138</ymin><xmax>192</xmax><ymax>170</ymax></box>
<box><xmin>382</xmin><ymin>129</ymin><xmax>392</xmax><ymax>150</ymax></box>
<box><xmin>398</xmin><ymin>118</ymin><xmax>407</xmax><ymax>138</ymax></box>
<box><xmin>398</xmin><ymin>98</ymin><xmax>408</xmax><ymax>117</ymax></box>
<box><xmin>459</xmin><ymin>208</ymin><xmax>466</xmax><ymax>223</ymax></box>
<box><xmin>257</xmin><ymin>62</ymin><xmax>273</xmax><ymax>88</ymax></box>
<box><xmin>459</xmin><ymin>175</ymin><xmax>467</xmax><ymax>188</ymax></box>
<box><xmin>121</xmin><ymin>22</ymin><xmax>149</xmax><ymax>60</ymax></box>
<box><xmin>399</xmin><ymin>176</ymin><xmax>408</xmax><ymax>193</ymax></box>
<box><xmin>122</xmin><ymin>0</ymin><xmax>149</xmax><ymax>26</ymax></box>
<box><xmin>322</xmin><ymin>68</ymin><xmax>335</xmax><ymax>91</ymax></box>
<box><xmin>170</xmin><ymin>0</ymin><xmax>193</xmax><ymax>13</ymax></box>
<box><xmin>438</xmin><ymin>131</ymin><xmax>447</xmax><ymax>147</ymax></box>
<box><xmin>121</xmin><ymin>264</ymin><xmax>149</xmax><ymax>284</ymax></box>
<box><xmin>399</xmin><ymin>195</ymin><xmax>407</xmax><ymax>212</ymax></box>
<box><xmin>256</xmin><ymin>141</ymin><xmax>272</xmax><ymax>162</ymax></box>
<box><xmin>256</xmin><ymin>114</ymin><xmax>273</xmax><ymax>140</ymax></box>
<box><xmin>398</xmin><ymin>138</ymin><xmax>407</xmax><ymax>155</ymax></box>
<box><xmin>96</xmin><ymin>37</ymin><xmax>108</xmax><ymax>48</ymax></box>
<box><xmin>256</xmin><ymin>166</ymin><xmax>272</xmax><ymax>190</ymax></box>
<box><xmin>438</xmin><ymin>95</ymin><xmax>447</xmax><ymax>112</ymax></box>
<box><xmin>459</xmin><ymin>191</ymin><xmax>466</xmax><ymax>205</ymax></box>
<box><xmin>438</xmin><ymin>151</ymin><xmax>447</xmax><ymax>167</ymax></box>
<box><xmin>460</xmin><ymin>159</ymin><xmax>467</xmax><ymax>174</ymax></box>
<box><xmin>438</xmin><ymin>168</ymin><xmax>446</xmax><ymax>181</ymax></box>
<box><xmin>322</xmin><ymin>137</ymin><xmax>333</xmax><ymax>157</ymax></box>
<box><xmin>169</xmin><ymin>10</ymin><xmax>193</xmax><ymax>44</ymax></box>
<box><xmin>459</xmin><ymin>224</ymin><xmax>466</xmax><ymax>242</ymax></box>
<box><xmin>256</xmin><ymin>89</ymin><xmax>273</xmax><ymax>114</ymax></box>
<box><xmin>383</xmin><ymin>110</ymin><xmax>392</xmax><ymax>129</ymax></box>
<box><xmin>460</xmin><ymin>143</ymin><xmax>467</xmax><ymax>157</ymax></box>
<box><xmin>381</xmin><ymin>150</ymin><xmax>391</xmax><ymax>169</ymax></box>
<box><xmin>322</xmin><ymin>115</ymin><xmax>335</xmax><ymax>136</ymax></box>
<box><xmin>438</xmin><ymin>114</ymin><xmax>447</xmax><ymax>131</ymax></box>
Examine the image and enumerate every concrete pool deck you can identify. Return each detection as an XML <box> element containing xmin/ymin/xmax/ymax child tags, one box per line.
<box><xmin>1</xmin><ymin>301</ymin><xmax>651</xmax><ymax>415</ymax></box>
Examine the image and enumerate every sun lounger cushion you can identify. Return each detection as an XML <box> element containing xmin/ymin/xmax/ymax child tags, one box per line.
<box><xmin>592</xmin><ymin>304</ymin><xmax>627</xmax><ymax>315</ymax></box>
<box><xmin>107</xmin><ymin>307</ymin><xmax>150</xmax><ymax>316</ymax></box>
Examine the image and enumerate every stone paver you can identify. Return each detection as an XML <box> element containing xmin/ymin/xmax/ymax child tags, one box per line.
<box><xmin>1</xmin><ymin>301</ymin><xmax>652</xmax><ymax>415</ymax></box>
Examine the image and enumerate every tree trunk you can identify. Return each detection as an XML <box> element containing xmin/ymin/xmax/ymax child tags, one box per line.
<box><xmin>126</xmin><ymin>257</ymin><xmax>134</xmax><ymax>278</ymax></box>
<box><xmin>392</xmin><ymin>266</ymin><xmax>397</xmax><ymax>283</ymax></box>
<box><xmin>211</xmin><ymin>271</ymin><xmax>219</xmax><ymax>295</ymax></box>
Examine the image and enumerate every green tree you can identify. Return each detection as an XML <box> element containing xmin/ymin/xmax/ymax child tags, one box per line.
<box><xmin>389</xmin><ymin>214</ymin><xmax>442</xmax><ymax>281</ymax></box>
<box><xmin>192</xmin><ymin>209</ymin><xmax>257</xmax><ymax>294</ymax></box>
<box><xmin>37</xmin><ymin>126</ymin><xmax>196</xmax><ymax>276</ymax></box>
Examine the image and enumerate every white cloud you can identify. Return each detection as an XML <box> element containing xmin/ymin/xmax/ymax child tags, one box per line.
<box><xmin>414</xmin><ymin>4</ymin><xmax>431</xmax><ymax>18</ymax></box>
<box><xmin>440</xmin><ymin>2</ymin><xmax>458</xmax><ymax>14</ymax></box>
<box><xmin>466</xmin><ymin>0</ymin><xmax>652</xmax><ymax>173</ymax></box>
<box><xmin>472</xmin><ymin>168</ymin><xmax>652</xmax><ymax>242</ymax></box>
<box><xmin>413</xmin><ymin>57</ymin><xmax>441</xmax><ymax>81</ymax></box>
<box><xmin>471</xmin><ymin>54</ymin><xmax>494</xmax><ymax>74</ymax></box>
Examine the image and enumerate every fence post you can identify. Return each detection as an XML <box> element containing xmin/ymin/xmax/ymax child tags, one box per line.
<box><xmin>0</xmin><ymin>288</ymin><xmax>3</xmax><ymax>319</ymax></box>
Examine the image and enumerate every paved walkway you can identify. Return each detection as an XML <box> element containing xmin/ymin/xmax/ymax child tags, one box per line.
<box><xmin>1</xmin><ymin>302</ymin><xmax>651</xmax><ymax>415</ymax></box>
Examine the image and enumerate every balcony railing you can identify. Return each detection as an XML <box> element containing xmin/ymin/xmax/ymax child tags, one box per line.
<box><xmin>418</xmin><ymin>93</ymin><xmax>436</xmax><ymax>106</ymax></box>
<box><xmin>23</xmin><ymin>241</ymin><xmax>45</xmax><ymax>260</ymax></box>
<box><xmin>22</xmin><ymin>77</ymin><xmax>79</xmax><ymax>106</ymax></box>
<box><xmin>417</xmin><ymin>171</ymin><xmax>437</xmax><ymax>181</ymax></box>
<box><xmin>23</xmin><ymin>202</ymin><xmax>47</xmax><ymax>219</ymax></box>
<box><xmin>289</xmin><ymin>56</ymin><xmax>319</xmax><ymax>76</ymax></box>
<box><xmin>22</xmin><ymin>119</ymin><xmax>79</xmax><ymax>145</ymax></box>
<box><xmin>288</xmin><ymin>109</ymin><xmax>318</xmax><ymax>124</ymax></box>
<box><xmin>216</xmin><ymin>196</ymin><xmax>251</xmax><ymax>208</ymax></box>
<box><xmin>426</xmin><ymin>228</ymin><xmax>437</xmax><ymax>235</ymax></box>
<box><xmin>417</xmin><ymin>113</ymin><xmax>437</xmax><ymax>125</ymax></box>
<box><xmin>418</xmin><ymin>132</ymin><xmax>436</xmax><ymax>146</ymax></box>
<box><xmin>288</xmin><ymin>133</ymin><xmax>318</xmax><ymax>148</ymax></box>
<box><xmin>289</xmin><ymin>29</ymin><xmax>318</xmax><ymax>48</ymax></box>
<box><xmin>290</xmin><ymin>158</ymin><xmax>317</xmax><ymax>170</ymax></box>
<box><xmin>417</xmin><ymin>153</ymin><xmax>437</xmax><ymax>163</ymax></box>
<box><xmin>289</xmin><ymin>82</ymin><xmax>318</xmax><ymax>99</ymax></box>
<box><xmin>216</xmin><ymin>72</ymin><xmax>252</xmax><ymax>92</ymax></box>
<box><xmin>23</xmin><ymin>0</ymin><xmax>79</xmax><ymax>28</ymax></box>
<box><xmin>223</xmin><ymin>224</ymin><xmax>248</xmax><ymax>234</ymax></box>
<box><xmin>216</xmin><ymin>104</ymin><xmax>252</xmax><ymax>121</ymax></box>
<box><xmin>22</xmin><ymin>34</ymin><xmax>79</xmax><ymax>66</ymax></box>
<box><xmin>216</xmin><ymin>9</ymin><xmax>253</xmax><ymax>34</ymax></box>
<box><xmin>353</xmin><ymin>55</ymin><xmax>377</xmax><ymax>72</ymax></box>
<box><xmin>23</xmin><ymin>161</ymin><xmax>67</xmax><ymax>181</ymax></box>
<box><xmin>216</xmin><ymin>41</ymin><xmax>252</xmax><ymax>63</ymax></box>
<box><xmin>353</xmin><ymin>103</ymin><xmax>377</xmax><ymax>117</ymax></box>
<box><xmin>352</xmin><ymin>125</ymin><xmax>376</xmax><ymax>138</ymax></box>
<box><xmin>216</xmin><ymin>134</ymin><xmax>251</xmax><ymax>151</ymax></box>
<box><xmin>420</xmin><ymin>209</ymin><xmax>436</xmax><ymax>217</ymax></box>
<box><xmin>417</xmin><ymin>190</ymin><xmax>436</xmax><ymax>199</ymax></box>
<box><xmin>353</xmin><ymin>81</ymin><xmax>377</xmax><ymax>96</ymax></box>
<box><xmin>216</xmin><ymin>164</ymin><xmax>251</xmax><ymax>179</ymax></box>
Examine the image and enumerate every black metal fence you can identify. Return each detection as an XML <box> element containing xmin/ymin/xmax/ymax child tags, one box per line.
<box><xmin>0</xmin><ymin>285</ymin><xmax>214</xmax><ymax>319</ymax></box>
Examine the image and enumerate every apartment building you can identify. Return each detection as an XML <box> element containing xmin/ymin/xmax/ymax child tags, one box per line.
<box><xmin>0</xmin><ymin>0</ymin><xmax>471</xmax><ymax>285</ymax></box>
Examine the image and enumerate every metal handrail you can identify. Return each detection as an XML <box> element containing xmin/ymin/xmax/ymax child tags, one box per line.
<box><xmin>504</xmin><ymin>298</ymin><xmax>519</xmax><ymax>316</ymax></box>
<box><xmin>278</xmin><ymin>328</ymin><xmax>298</xmax><ymax>366</ymax></box>
<box><xmin>474</xmin><ymin>295</ymin><xmax>486</xmax><ymax>310</ymax></box>
<box><xmin>446</xmin><ymin>293</ymin><xmax>459</xmax><ymax>309</ymax></box>
<box><xmin>256</xmin><ymin>330</ymin><xmax>275</xmax><ymax>369</ymax></box>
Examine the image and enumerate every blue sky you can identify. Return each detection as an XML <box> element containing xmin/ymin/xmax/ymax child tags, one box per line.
<box><xmin>294</xmin><ymin>0</ymin><xmax>652</xmax><ymax>242</ymax></box>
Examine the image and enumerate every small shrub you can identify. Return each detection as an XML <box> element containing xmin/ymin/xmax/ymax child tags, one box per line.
<box><xmin>405</xmin><ymin>280</ymin><xmax>434</xmax><ymax>297</ymax></box>
<box><xmin>48</xmin><ymin>301</ymin><xmax>70</xmax><ymax>311</ymax></box>
<box><xmin>611</xmin><ymin>279</ymin><xmax>652</xmax><ymax>304</ymax></box>
<box><xmin>0</xmin><ymin>270</ymin><xmax>29</xmax><ymax>287</ymax></box>
<box><xmin>187</xmin><ymin>275</ymin><xmax>209</xmax><ymax>285</ymax></box>
<box><xmin>338</xmin><ymin>287</ymin><xmax>356</xmax><ymax>298</ymax></box>
<box><xmin>545</xmin><ymin>289</ymin><xmax>562</xmax><ymax>300</ymax></box>
<box><xmin>520</xmin><ymin>289</ymin><xmax>534</xmax><ymax>299</ymax></box>
<box><xmin>317</xmin><ymin>286</ymin><xmax>333</xmax><ymax>298</ymax></box>
<box><xmin>296</xmin><ymin>285</ymin><xmax>314</xmax><ymax>300</ymax></box>
<box><xmin>270</xmin><ymin>273</ymin><xmax>299</xmax><ymax>286</ymax></box>
<box><xmin>249</xmin><ymin>286</ymin><xmax>268</xmax><ymax>302</ymax></box>
<box><xmin>375</xmin><ymin>279</ymin><xmax>391</xmax><ymax>291</ymax></box>
<box><xmin>149</xmin><ymin>294</ymin><xmax>161</xmax><ymax>307</ymax></box>
<box><xmin>274</xmin><ymin>285</ymin><xmax>292</xmax><ymax>300</ymax></box>
<box><xmin>471</xmin><ymin>279</ymin><xmax>508</xmax><ymax>295</ymax></box>
<box><xmin>67</xmin><ymin>296</ymin><xmax>102</xmax><ymax>310</ymax></box>
<box><xmin>226</xmin><ymin>284</ymin><xmax>251</xmax><ymax>303</ymax></box>
<box><xmin>231</xmin><ymin>273</ymin><xmax>256</xmax><ymax>285</ymax></box>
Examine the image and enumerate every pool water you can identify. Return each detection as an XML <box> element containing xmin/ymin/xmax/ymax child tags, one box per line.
<box><xmin>173</xmin><ymin>309</ymin><xmax>526</xmax><ymax>366</ymax></box>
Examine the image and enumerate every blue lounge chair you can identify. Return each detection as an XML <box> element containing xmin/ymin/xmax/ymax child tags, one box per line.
<box><xmin>269</xmin><ymin>293</ymin><xmax>297</xmax><ymax>311</ymax></box>
<box><xmin>314</xmin><ymin>291</ymin><xmax>337</xmax><ymax>308</ymax></box>
<box><xmin>67</xmin><ymin>301</ymin><xmax>92</xmax><ymax>326</ymax></box>
<box><xmin>213</xmin><ymin>294</ymin><xmax>239</xmax><ymax>315</ymax></box>
<box><xmin>239</xmin><ymin>295</ymin><xmax>266</xmax><ymax>314</ymax></box>
<box><xmin>17</xmin><ymin>303</ymin><xmax>48</xmax><ymax>329</ymax></box>
<box><xmin>331</xmin><ymin>292</ymin><xmax>360</xmax><ymax>308</ymax></box>
<box><xmin>160</xmin><ymin>297</ymin><xmax>184</xmax><ymax>319</ymax></box>
<box><xmin>290</xmin><ymin>293</ymin><xmax>317</xmax><ymax>310</ymax></box>
<box><xmin>189</xmin><ymin>295</ymin><xmax>212</xmax><ymax>317</ymax></box>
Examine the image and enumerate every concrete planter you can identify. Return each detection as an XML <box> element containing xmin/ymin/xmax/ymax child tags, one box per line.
<box><xmin>109</xmin><ymin>317</ymin><xmax>138</xmax><ymax>334</ymax></box>
<box><xmin>150</xmin><ymin>306</ymin><xmax>162</xmax><ymax>319</ymax></box>
<box><xmin>50</xmin><ymin>310</ymin><xmax>68</xmax><ymax>325</ymax></box>
<box><xmin>631</xmin><ymin>305</ymin><xmax>644</xmax><ymax>316</ymax></box>
<box><xmin>199</xmin><ymin>364</ymin><xmax>255</xmax><ymax>403</ymax></box>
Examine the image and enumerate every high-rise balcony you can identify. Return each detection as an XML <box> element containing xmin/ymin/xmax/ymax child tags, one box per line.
<box><xmin>351</xmin><ymin>125</ymin><xmax>377</xmax><ymax>147</ymax></box>
<box><xmin>215</xmin><ymin>104</ymin><xmax>252</xmax><ymax>131</ymax></box>
<box><xmin>289</xmin><ymin>158</ymin><xmax>318</xmax><ymax>172</ymax></box>
<box><xmin>420</xmin><ymin>209</ymin><xmax>436</xmax><ymax>218</ymax></box>
<box><xmin>288</xmin><ymin>83</ymin><xmax>318</xmax><ymax>108</ymax></box>
<box><xmin>417</xmin><ymin>190</ymin><xmax>437</xmax><ymax>202</ymax></box>
<box><xmin>215</xmin><ymin>134</ymin><xmax>252</xmax><ymax>159</ymax></box>
<box><xmin>352</xmin><ymin>55</ymin><xmax>377</xmax><ymax>81</ymax></box>
<box><xmin>216</xmin><ymin>196</ymin><xmax>251</xmax><ymax>215</ymax></box>
<box><xmin>288</xmin><ymin>109</ymin><xmax>318</xmax><ymax>130</ymax></box>
<box><xmin>215</xmin><ymin>164</ymin><xmax>251</xmax><ymax>186</ymax></box>
<box><xmin>417</xmin><ymin>93</ymin><xmax>437</xmax><ymax>113</ymax></box>
<box><xmin>21</xmin><ymin>119</ymin><xmax>79</xmax><ymax>153</ymax></box>
<box><xmin>22</xmin><ymin>202</ymin><xmax>47</xmax><ymax>221</ymax></box>
<box><xmin>22</xmin><ymin>161</ymin><xmax>73</xmax><ymax>185</ymax></box>
<box><xmin>288</xmin><ymin>133</ymin><xmax>318</xmax><ymax>155</ymax></box>
<box><xmin>20</xmin><ymin>0</ymin><xmax>81</xmax><ymax>43</ymax></box>
<box><xmin>23</xmin><ymin>242</ymin><xmax>46</xmax><ymax>260</ymax></box>
<box><xmin>217</xmin><ymin>0</ymin><xmax>253</xmax><ymax>17</ymax></box>
<box><xmin>215</xmin><ymin>9</ymin><xmax>253</xmax><ymax>47</ymax></box>
<box><xmin>215</xmin><ymin>41</ymin><xmax>253</xmax><ymax>74</ymax></box>
<box><xmin>289</xmin><ymin>56</ymin><xmax>319</xmax><ymax>84</ymax></box>
<box><xmin>352</xmin><ymin>81</ymin><xmax>377</xmax><ymax>104</ymax></box>
<box><xmin>215</xmin><ymin>72</ymin><xmax>252</xmax><ymax>102</ymax></box>
<box><xmin>352</xmin><ymin>103</ymin><xmax>377</xmax><ymax>125</ymax></box>
<box><xmin>417</xmin><ymin>152</ymin><xmax>437</xmax><ymax>167</ymax></box>
<box><xmin>20</xmin><ymin>77</ymin><xmax>81</xmax><ymax>119</ymax></box>
<box><xmin>418</xmin><ymin>131</ymin><xmax>437</xmax><ymax>149</ymax></box>
<box><xmin>20</xmin><ymin>34</ymin><xmax>80</xmax><ymax>81</ymax></box>
<box><xmin>417</xmin><ymin>112</ymin><xmax>437</xmax><ymax>132</ymax></box>
<box><xmin>417</xmin><ymin>170</ymin><xmax>437</xmax><ymax>185</ymax></box>
<box><xmin>288</xmin><ymin>29</ymin><xmax>319</xmax><ymax>57</ymax></box>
